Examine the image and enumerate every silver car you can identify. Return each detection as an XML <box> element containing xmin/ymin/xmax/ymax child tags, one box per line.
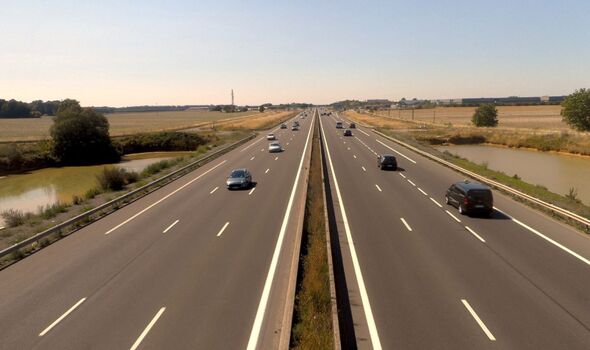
<box><xmin>268</xmin><ymin>142</ymin><xmax>282</xmax><ymax>153</ymax></box>
<box><xmin>266</xmin><ymin>133</ymin><xmax>276</xmax><ymax>140</ymax></box>
<box><xmin>226</xmin><ymin>169</ymin><xmax>252</xmax><ymax>190</ymax></box>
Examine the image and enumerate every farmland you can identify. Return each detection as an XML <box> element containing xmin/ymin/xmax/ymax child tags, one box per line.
<box><xmin>373</xmin><ymin>105</ymin><xmax>566</xmax><ymax>130</ymax></box>
<box><xmin>0</xmin><ymin>109</ymin><xmax>281</xmax><ymax>142</ymax></box>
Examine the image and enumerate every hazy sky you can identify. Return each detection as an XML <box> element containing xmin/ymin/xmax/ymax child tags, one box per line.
<box><xmin>2</xmin><ymin>0</ymin><xmax>589</xmax><ymax>106</ymax></box>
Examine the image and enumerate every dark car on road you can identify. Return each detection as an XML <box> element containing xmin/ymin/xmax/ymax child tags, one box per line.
<box><xmin>349</xmin><ymin>123</ymin><xmax>356</xmax><ymax>128</ymax></box>
<box><xmin>445</xmin><ymin>181</ymin><xmax>493</xmax><ymax>216</ymax></box>
<box><xmin>377</xmin><ymin>154</ymin><xmax>397</xmax><ymax>170</ymax></box>
<box><xmin>280</xmin><ymin>123</ymin><xmax>287</xmax><ymax>129</ymax></box>
<box><xmin>343</xmin><ymin>129</ymin><xmax>352</xmax><ymax>136</ymax></box>
<box><xmin>226</xmin><ymin>169</ymin><xmax>252</xmax><ymax>190</ymax></box>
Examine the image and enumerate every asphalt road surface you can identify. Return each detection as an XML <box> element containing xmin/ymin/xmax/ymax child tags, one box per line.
<box><xmin>320</xmin><ymin>112</ymin><xmax>590</xmax><ymax>350</ymax></box>
<box><xmin>0</xmin><ymin>112</ymin><xmax>314</xmax><ymax>350</ymax></box>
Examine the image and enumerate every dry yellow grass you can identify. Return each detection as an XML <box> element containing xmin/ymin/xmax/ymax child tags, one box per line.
<box><xmin>217</xmin><ymin>111</ymin><xmax>296</xmax><ymax>130</ymax></box>
<box><xmin>0</xmin><ymin>109</ymin><xmax>268</xmax><ymax>142</ymax></box>
<box><xmin>343</xmin><ymin>110</ymin><xmax>415</xmax><ymax>130</ymax></box>
<box><xmin>375</xmin><ymin>105</ymin><xmax>566</xmax><ymax>130</ymax></box>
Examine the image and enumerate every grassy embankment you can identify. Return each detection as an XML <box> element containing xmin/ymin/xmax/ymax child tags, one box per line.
<box><xmin>291</xmin><ymin>120</ymin><xmax>333</xmax><ymax>349</ymax></box>
<box><xmin>343</xmin><ymin>110</ymin><xmax>590</xmax><ymax>230</ymax></box>
<box><xmin>363</xmin><ymin>106</ymin><xmax>590</xmax><ymax>156</ymax></box>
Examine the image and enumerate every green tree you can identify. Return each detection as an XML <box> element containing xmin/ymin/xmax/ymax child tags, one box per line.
<box><xmin>259</xmin><ymin>105</ymin><xmax>265</xmax><ymax>113</ymax></box>
<box><xmin>50</xmin><ymin>99</ymin><xmax>119</xmax><ymax>165</ymax></box>
<box><xmin>472</xmin><ymin>104</ymin><xmax>498</xmax><ymax>127</ymax></box>
<box><xmin>561</xmin><ymin>88</ymin><xmax>590</xmax><ymax>131</ymax></box>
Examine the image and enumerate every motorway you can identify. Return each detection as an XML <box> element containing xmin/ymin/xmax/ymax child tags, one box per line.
<box><xmin>0</xmin><ymin>112</ymin><xmax>314</xmax><ymax>349</ymax></box>
<box><xmin>320</xmin><ymin>112</ymin><xmax>590</xmax><ymax>349</ymax></box>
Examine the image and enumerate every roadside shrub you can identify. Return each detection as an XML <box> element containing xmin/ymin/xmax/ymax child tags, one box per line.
<box><xmin>561</xmin><ymin>88</ymin><xmax>590</xmax><ymax>131</ymax></box>
<box><xmin>472</xmin><ymin>104</ymin><xmax>498</xmax><ymax>127</ymax></box>
<box><xmin>96</xmin><ymin>167</ymin><xmax>137</xmax><ymax>191</ymax></box>
<box><xmin>1</xmin><ymin>209</ymin><xmax>30</xmax><ymax>227</ymax></box>
<box><xmin>140</xmin><ymin>160</ymin><xmax>171</xmax><ymax>177</ymax></box>
<box><xmin>71</xmin><ymin>195</ymin><xmax>83</xmax><ymax>205</ymax></box>
<box><xmin>38</xmin><ymin>202</ymin><xmax>69</xmax><ymax>219</ymax></box>
<box><xmin>114</xmin><ymin>132</ymin><xmax>207</xmax><ymax>155</ymax></box>
<box><xmin>84</xmin><ymin>187</ymin><xmax>101</xmax><ymax>199</ymax></box>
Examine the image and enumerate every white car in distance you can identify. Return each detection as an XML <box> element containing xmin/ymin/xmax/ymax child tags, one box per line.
<box><xmin>266</xmin><ymin>133</ymin><xmax>276</xmax><ymax>140</ymax></box>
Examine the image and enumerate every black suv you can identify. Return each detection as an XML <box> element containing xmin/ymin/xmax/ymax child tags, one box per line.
<box><xmin>445</xmin><ymin>181</ymin><xmax>493</xmax><ymax>216</ymax></box>
<box><xmin>343</xmin><ymin>129</ymin><xmax>352</xmax><ymax>136</ymax></box>
<box><xmin>377</xmin><ymin>154</ymin><xmax>397</xmax><ymax>170</ymax></box>
<box><xmin>349</xmin><ymin>123</ymin><xmax>356</xmax><ymax>129</ymax></box>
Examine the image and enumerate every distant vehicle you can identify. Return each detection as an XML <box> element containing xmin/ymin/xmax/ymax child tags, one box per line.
<box><xmin>336</xmin><ymin>121</ymin><xmax>343</xmax><ymax>129</ymax></box>
<box><xmin>226</xmin><ymin>169</ymin><xmax>252</xmax><ymax>190</ymax></box>
<box><xmin>293</xmin><ymin>121</ymin><xmax>300</xmax><ymax>126</ymax></box>
<box><xmin>266</xmin><ymin>133</ymin><xmax>276</xmax><ymax>140</ymax></box>
<box><xmin>377</xmin><ymin>154</ymin><xmax>397</xmax><ymax>170</ymax></box>
<box><xmin>445</xmin><ymin>181</ymin><xmax>493</xmax><ymax>216</ymax></box>
<box><xmin>343</xmin><ymin>129</ymin><xmax>352</xmax><ymax>136</ymax></box>
<box><xmin>268</xmin><ymin>142</ymin><xmax>282</xmax><ymax>153</ymax></box>
<box><xmin>349</xmin><ymin>123</ymin><xmax>356</xmax><ymax>129</ymax></box>
<box><xmin>280</xmin><ymin>123</ymin><xmax>287</xmax><ymax>129</ymax></box>
<box><xmin>291</xmin><ymin>125</ymin><xmax>299</xmax><ymax>131</ymax></box>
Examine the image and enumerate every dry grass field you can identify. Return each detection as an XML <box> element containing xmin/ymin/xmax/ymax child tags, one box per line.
<box><xmin>374</xmin><ymin>105</ymin><xmax>566</xmax><ymax>130</ymax></box>
<box><xmin>0</xmin><ymin>109</ymin><xmax>272</xmax><ymax>142</ymax></box>
<box><xmin>216</xmin><ymin>111</ymin><xmax>295</xmax><ymax>130</ymax></box>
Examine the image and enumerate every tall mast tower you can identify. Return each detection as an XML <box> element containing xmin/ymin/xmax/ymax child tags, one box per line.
<box><xmin>231</xmin><ymin>89</ymin><xmax>234</xmax><ymax>106</ymax></box>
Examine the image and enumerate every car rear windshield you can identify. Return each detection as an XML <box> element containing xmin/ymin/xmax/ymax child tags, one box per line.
<box><xmin>468</xmin><ymin>189</ymin><xmax>491</xmax><ymax>199</ymax></box>
<box><xmin>230</xmin><ymin>170</ymin><xmax>245</xmax><ymax>177</ymax></box>
<box><xmin>383</xmin><ymin>156</ymin><xmax>396</xmax><ymax>162</ymax></box>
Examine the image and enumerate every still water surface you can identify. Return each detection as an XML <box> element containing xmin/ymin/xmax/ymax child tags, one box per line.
<box><xmin>437</xmin><ymin>144</ymin><xmax>590</xmax><ymax>205</ymax></box>
<box><xmin>0</xmin><ymin>156</ymin><xmax>173</xmax><ymax>226</ymax></box>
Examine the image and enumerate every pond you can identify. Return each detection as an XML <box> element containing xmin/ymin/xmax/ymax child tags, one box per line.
<box><xmin>0</xmin><ymin>153</ymin><xmax>190</xmax><ymax>227</ymax></box>
<box><xmin>436</xmin><ymin>144</ymin><xmax>590</xmax><ymax>206</ymax></box>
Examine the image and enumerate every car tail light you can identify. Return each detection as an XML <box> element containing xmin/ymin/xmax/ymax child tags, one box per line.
<box><xmin>463</xmin><ymin>197</ymin><xmax>470</xmax><ymax>205</ymax></box>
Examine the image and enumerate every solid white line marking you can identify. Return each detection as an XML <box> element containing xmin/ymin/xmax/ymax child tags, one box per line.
<box><xmin>274</xmin><ymin>156</ymin><xmax>278</xmax><ymax>160</ymax></box>
<box><xmin>265</xmin><ymin>168</ymin><xmax>270</xmax><ymax>174</ymax></box>
<box><xmin>461</xmin><ymin>299</ymin><xmax>496</xmax><ymax>341</ymax></box>
<box><xmin>353</xmin><ymin>155</ymin><xmax>357</xmax><ymax>159</ymax></box>
<box><xmin>375</xmin><ymin>184</ymin><xmax>382</xmax><ymax>192</ymax></box>
<box><xmin>217</xmin><ymin>222</ymin><xmax>230</xmax><ymax>237</ymax></box>
<box><xmin>400</xmin><ymin>218</ymin><xmax>413</xmax><ymax>231</ymax></box>
<box><xmin>430</xmin><ymin>197</ymin><xmax>443</xmax><ymax>208</ymax></box>
<box><xmin>210</xmin><ymin>186</ymin><xmax>219</xmax><ymax>194</ymax></box>
<box><xmin>407</xmin><ymin>179</ymin><xmax>416</xmax><ymax>187</ymax></box>
<box><xmin>249</xmin><ymin>187</ymin><xmax>256</xmax><ymax>195</ymax></box>
<box><xmin>418</xmin><ymin>188</ymin><xmax>428</xmax><ymax>196</ymax></box>
<box><xmin>465</xmin><ymin>226</ymin><xmax>486</xmax><ymax>243</ymax></box>
<box><xmin>445</xmin><ymin>210</ymin><xmax>462</xmax><ymax>223</ymax></box>
<box><xmin>318</xmin><ymin>116</ymin><xmax>382</xmax><ymax>349</ymax></box>
<box><xmin>357</xmin><ymin>128</ymin><xmax>370</xmax><ymax>136</ymax></box>
<box><xmin>162</xmin><ymin>220</ymin><xmax>179</xmax><ymax>233</ymax></box>
<box><xmin>39</xmin><ymin>298</ymin><xmax>86</xmax><ymax>336</ymax></box>
<box><xmin>399</xmin><ymin>173</ymin><xmax>406</xmax><ymax>179</ymax></box>
<box><xmin>362</xmin><ymin>166</ymin><xmax>366</xmax><ymax>172</ymax></box>
<box><xmin>250</xmin><ymin>156</ymin><xmax>255</xmax><ymax>161</ymax></box>
<box><xmin>105</xmin><ymin>160</ymin><xmax>227</xmax><ymax>235</ymax></box>
<box><xmin>130</xmin><ymin>307</ymin><xmax>166</xmax><ymax>350</ymax></box>
<box><xmin>494</xmin><ymin>207</ymin><xmax>590</xmax><ymax>265</ymax></box>
<box><xmin>376</xmin><ymin>139</ymin><xmax>417</xmax><ymax>164</ymax></box>
<box><xmin>247</xmin><ymin>112</ymin><xmax>315</xmax><ymax>350</ymax></box>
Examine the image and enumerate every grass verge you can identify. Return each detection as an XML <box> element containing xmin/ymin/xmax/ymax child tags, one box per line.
<box><xmin>291</xmin><ymin>119</ymin><xmax>333</xmax><ymax>349</ymax></box>
<box><xmin>377</xmin><ymin>128</ymin><xmax>590</xmax><ymax>232</ymax></box>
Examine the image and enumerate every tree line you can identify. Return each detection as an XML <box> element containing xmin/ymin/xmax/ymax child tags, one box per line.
<box><xmin>0</xmin><ymin>99</ymin><xmax>59</xmax><ymax>118</ymax></box>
